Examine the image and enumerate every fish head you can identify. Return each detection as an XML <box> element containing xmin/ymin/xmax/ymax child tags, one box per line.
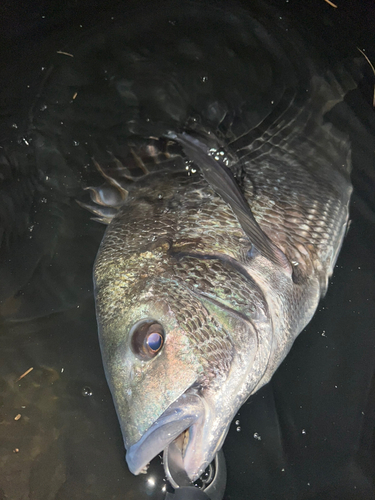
<box><xmin>94</xmin><ymin>222</ymin><xmax>270</xmax><ymax>481</ymax></box>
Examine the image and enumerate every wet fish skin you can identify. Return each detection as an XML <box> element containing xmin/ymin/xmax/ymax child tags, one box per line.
<box><xmin>85</xmin><ymin>1</ymin><xmax>354</xmax><ymax>483</ymax></box>
<box><xmin>94</xmin><ymin>168</ymin><xmax>274</xmax><ymax>479</ymax></box>
<box><xmin>93</xmin><ymin>98</ymin><xmax>352</xmax><ymax>479</ymax></box>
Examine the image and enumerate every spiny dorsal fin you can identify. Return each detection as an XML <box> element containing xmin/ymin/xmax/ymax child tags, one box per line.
<box><xmin>170</xmin><ymin>132</ymin><xmax>292</xmax><ymax>275</ymax></box>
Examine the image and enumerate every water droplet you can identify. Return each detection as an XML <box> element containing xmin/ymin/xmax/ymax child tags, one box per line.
<box><xmin>235</xmin><ymin>420</ymin><xmax>240</xmax><ymax>425</ymax></box>
<box><xmin>302</xmin><ymin>429</ymin><xmax>306</xmax><ymax>435</ymax></box>
<box><xmin>201</xmin><ymin>75</ymin><xmax>208</xmax><ymax>83</ymax></box>
<box><xmin>236</xmin><ymin>426</ymin><xmax>241</xmax><ymax>432</ymax></box>
<box><xmin>82</xmin><ymin>386</ymin><xmax>93</xmax><ymax>397</ymax></box>
<box><xmin>158</xmin><ymin>194</ymin><xmax>163</xmax><ymax>199</ymax></box>
<box><xmin>253</xmin><ymin>432</ymin><xmax>262</xmax><ymax>441</ymax></box>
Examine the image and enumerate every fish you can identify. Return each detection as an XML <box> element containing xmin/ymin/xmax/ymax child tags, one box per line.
<box><xmin>77</xmin><ymin>0</ymin><xmax>357</xmax><ymax>484</ymax></box>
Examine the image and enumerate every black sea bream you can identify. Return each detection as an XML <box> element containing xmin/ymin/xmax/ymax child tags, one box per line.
<box><xmin>77</xmin><ymin>0</ymin><xmax>356</xmax><ymax>482</ymax></box>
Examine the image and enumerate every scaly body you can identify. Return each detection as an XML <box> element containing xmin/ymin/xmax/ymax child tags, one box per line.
<box><xmin>79</xmin><ymin>0</ymin><xmax>354</xmax><ymax>483</ymax></box>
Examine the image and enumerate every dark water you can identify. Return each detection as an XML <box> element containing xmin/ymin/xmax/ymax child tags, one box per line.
<box><xmin>0</xmin><ymin>1</ymin><xmax>374</xmax><ymax>499</ymax></box>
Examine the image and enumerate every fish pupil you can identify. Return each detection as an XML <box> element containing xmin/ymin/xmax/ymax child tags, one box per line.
<box><xmin>146</xmin><ymin>332</ymin><xmax>163</xmax><ymax>352</ymax></box>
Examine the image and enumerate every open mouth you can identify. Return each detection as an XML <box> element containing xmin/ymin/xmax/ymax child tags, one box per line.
<box><xmin>125</xmin><ymin>388</ymin><xmax>209</xmax><ymax>481</ymax></box>
<box><xmin>163</xmin><ymin>427</ymin><xmax>197</xmax><ymax>488</ymax></box>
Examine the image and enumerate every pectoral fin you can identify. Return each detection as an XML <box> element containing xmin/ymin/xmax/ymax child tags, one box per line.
<box><xmin>171</xmin><ymin>132</ymin><xmax>292</xmax><ymax>275</ymax></box>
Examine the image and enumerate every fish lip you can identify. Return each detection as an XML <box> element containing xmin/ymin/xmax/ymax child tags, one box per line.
<box><xmin>125</xmin><ymin>388</ymin><xmax>206</xmax><ymax>476</ymax></box>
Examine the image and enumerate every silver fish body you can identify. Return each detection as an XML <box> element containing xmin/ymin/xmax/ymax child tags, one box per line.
<box><xmin>81</xmin><ymin>0</ymin><xmax>355</xmax><ymax>483</ymax></box>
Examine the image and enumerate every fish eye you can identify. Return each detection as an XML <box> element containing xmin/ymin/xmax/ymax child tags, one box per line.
<box><xmin>130</xmin><ymin>320</ymin><xmax>165</xmax><ymax>360</ymax></box>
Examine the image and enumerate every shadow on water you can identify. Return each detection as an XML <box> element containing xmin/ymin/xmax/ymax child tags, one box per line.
<box><xmin>0</xmin><ymin>0</ymin><xmax>374</xmax><ymax>499</ymax></box>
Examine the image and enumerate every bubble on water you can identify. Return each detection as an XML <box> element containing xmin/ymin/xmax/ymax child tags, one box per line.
<box><xmin>236</xmin><ymin>426</ymin><xmax>241</xmax><ymax>432</ymax></box>
<box><xmin>253</xmin><ymin>432</ymin><xmax>262</xmax><ymax>441</ymax></box>
<box><xmin>302</xmin><ymin>429</ymin><xmax>306</xmax><ymax>435</ymax></box>
<box><xmin>82</xmin><ymin>386</ymin><xmax>93</xmax><ymax>397</ymax></box>
<box><xmin>235</xmin><ymin>420</ymin><xmax>240</xmax><ymax>426</ymax></box>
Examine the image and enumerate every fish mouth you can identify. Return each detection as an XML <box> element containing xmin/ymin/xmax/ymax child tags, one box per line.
<box><xmin>125</xmin><ymin>388</ymin><xmax>212</xmax><ymax>481</ymax></box>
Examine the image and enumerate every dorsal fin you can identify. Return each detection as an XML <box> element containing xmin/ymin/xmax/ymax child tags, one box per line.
<box><xmin>170</xmin><ymin>132</ymin><xmax>292</xmax><ymax>275</ymax></box>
